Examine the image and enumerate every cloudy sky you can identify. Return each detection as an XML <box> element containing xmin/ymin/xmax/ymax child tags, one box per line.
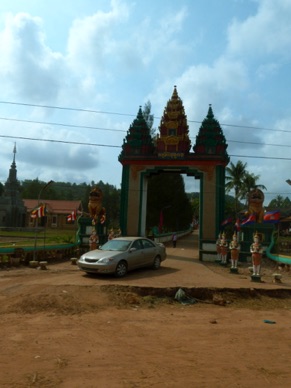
<box><xmin>0</xmin><ymin>0</ymin><xmax>291</xmax><ymax>205</ymax></box>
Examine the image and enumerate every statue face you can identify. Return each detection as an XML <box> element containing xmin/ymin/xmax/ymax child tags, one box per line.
<box><xmin>248</xmin><ymin>188</ymin><xmax>264</xmax><ymax>204</ymax></box>
<box><xmin>89</xmin><ymin>187</ymin><xmax>103</xmax><ymax>202</ymax></box>
<box><xmin>254</xmin><ymin>236</ymin><xmax>259</xmax><ymax>243</ymax></box>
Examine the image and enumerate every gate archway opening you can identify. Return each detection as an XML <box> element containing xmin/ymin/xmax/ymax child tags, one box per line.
<box><xmin>145</xmin><ymin>168</ymin><xmax>201</xmax><ymax>236</ymax></box>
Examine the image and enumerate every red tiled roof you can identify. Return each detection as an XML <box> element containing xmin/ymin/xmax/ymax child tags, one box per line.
<box><xmin>23</xmin><ymin>199</ymin><xmax>82</xmax><ymax>214</ymax></box>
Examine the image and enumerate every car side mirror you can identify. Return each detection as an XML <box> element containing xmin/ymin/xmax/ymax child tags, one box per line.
<box><xmin>129</xmin><ymin>247</ymin><xmax>137</xmax><ymax>252</ymax></box>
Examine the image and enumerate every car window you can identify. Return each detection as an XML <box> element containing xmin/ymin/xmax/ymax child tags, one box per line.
<box><xmin>141</xmin><ymin>239</ymin><xmax>155</xmax><ymax>249</ymax></box>
<box><xmin>100</xmin><ymin>240</ymin><xmax>131</xmax><ymax>251</ymax></box>
<box><xmin>132</xmin><ymin>240</ymin><xmax>143</xmax><ymax>250</ymax></box>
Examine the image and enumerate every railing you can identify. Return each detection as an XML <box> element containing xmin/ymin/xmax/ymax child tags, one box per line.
<box><xmin>153</xmin><ymin>229</ymin><xmax>192</xmax><ymax>244</ymax></box>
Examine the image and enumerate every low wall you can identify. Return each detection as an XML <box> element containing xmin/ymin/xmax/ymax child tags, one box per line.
<box><xmin>0</xmin><ymin>243</ymin><xmax>79</xmax><ymax>267</ymax></box>
<box><xmin>153</xmin><ymin>229</ymin><xmax>192</xmax><ymax>244</ymax></box>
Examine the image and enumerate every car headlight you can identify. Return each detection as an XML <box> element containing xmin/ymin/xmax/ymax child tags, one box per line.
<box><xmin>98</xmin><ymin>257</ymin><xmax>114</xmax><ymax>264</ymax></box>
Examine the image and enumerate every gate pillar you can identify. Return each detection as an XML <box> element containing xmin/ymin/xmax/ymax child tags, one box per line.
<box><xmin>120</xmin><ymin>164</ymin><xmax>148</xmax><ymax>236</ymax></box>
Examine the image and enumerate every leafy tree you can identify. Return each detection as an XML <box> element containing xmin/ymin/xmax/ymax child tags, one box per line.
<box><xmin>240</xmin><ymin>172</ymin><xmax>267</xmax><ymax>205</ymax></box>
<box><xmin>283</xmin><ymin>197</ymin><xmax>291</xmax><ymax>208</ymax></box>
<box><xmin>143</xmin><ymin>100</ymin><xmax>156</xmax><ymax>136</ymax></box>
<box><xmin>146</xmin><ymin>173</ymin><xmax>193</xmax><ymax>231</ymax></box>
<box><xmin>225</xmin><ymin>160</ymin><xmax>266</xmax><ymax>214</ymax></box>
<box><xmin>225</xmin><ymin>161</ymin><xmax>247</xmax><ymax>214</ymax></box>
<box><xmin>189</xmin><ymin>193</ymin><xmax>199</xmax><ymax>220</ymax></box>
<box><xmin>268</xmin><ymin>195</ymin><xmax>291</xmax><ymax>209</ymax></box>
<box><xmin>21</xmin><ymin>179</ymin><xmax>57</xmax><ymax>200</ymax></box>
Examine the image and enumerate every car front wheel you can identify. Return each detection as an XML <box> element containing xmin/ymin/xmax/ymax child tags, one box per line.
<box><xmin>152</xmin><ymin>255</ymin><xmax>161</xmax><ymax>270</ymax></box>
<box><xmin>115</xmin><ymin>261</ymin><xmax>128</xmax><ymax>277</ymax></box>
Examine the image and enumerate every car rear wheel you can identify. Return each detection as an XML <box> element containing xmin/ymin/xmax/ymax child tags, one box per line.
<box><xmin>115</xmin><ymin>261</ymin><xmax>128</xmax><ymax>277</ymax></box>
<box><xmin>152</xmin><ymin>255</ymin><xmax>161</xmax><ymax>269</ymax></box>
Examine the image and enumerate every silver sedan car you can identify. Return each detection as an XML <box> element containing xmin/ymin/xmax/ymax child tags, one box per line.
<box><xmin>77</xmin><ymin>237</ymin><xmax>167</xmax><ymax>277</ymax></box>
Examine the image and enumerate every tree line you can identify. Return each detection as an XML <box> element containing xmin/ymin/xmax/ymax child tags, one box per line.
<box><xmin>1</xmin><ymin>159</ymin><xmax>285</xmax><ymax>231</ymax></box>
<box><xmin>7</xmin><ymin>176</ymin><xmax>193</xmax><ymax>232</ymax></box>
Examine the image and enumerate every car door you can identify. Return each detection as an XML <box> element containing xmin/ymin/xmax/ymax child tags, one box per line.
<box><xmin>140</xmin><ymin>238</ymin><xmax>157</xmax><ymax>265</ymax></box>
<box><xmin>128</xmin><ymin>239</ymin><xmax>145</xmax><ymax>269</ymax></box>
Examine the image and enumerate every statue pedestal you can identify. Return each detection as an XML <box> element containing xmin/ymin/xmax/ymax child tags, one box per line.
<box><xmin>251</xmin><ymin>274</ymin><xmax>262</xmax><ymax>282</ymax></box>
<box><xmin>230</xmin><ymin>267</ymin><xmax>238</xmax><ymax>274</ymax></box>
<box><xmin>71</xmin><ymin>257</ymin><xmax>78</xmax><ymax>265</ymax></box>
<box><xmin>39</xmin><ymin>261</ymin><xmax>48</xmax><ymax>270</ymax></box>
<box><xmin>77</xmin><ymin>217</ymin><xmax>107</xmax><ymax>249</ymax></box>
<box><xmin>272</xmin><ymin>273</ymin><xmax>282</xmax><ymax>283</ymax></box>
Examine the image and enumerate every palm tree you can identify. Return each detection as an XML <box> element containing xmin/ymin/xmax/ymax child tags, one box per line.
<box><xmin>240</xmin><ymin>172</ymin><xmax>267</xmax><ymax>205</ymax></box>
<box><xmin>225</xmin><ymin>161</ymin><xmax>247</xmax><ymax>214</ymax></box>
<box><xmin>268</xmin><ymin>195</ymin><xmax>285</xmax><ymax>208</ymax></box>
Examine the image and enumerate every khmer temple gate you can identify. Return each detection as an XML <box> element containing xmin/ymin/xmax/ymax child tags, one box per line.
<box><xmin>119</xmin><ymin>86</ymin><xmax>229</xmax><ymax>260</ymax></box>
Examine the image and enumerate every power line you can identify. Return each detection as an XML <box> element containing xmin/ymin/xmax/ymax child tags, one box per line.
<box><xmin>1</xmin><ymin>101</ymin><xmax>291</xmax><ymax>157</ymax></box>
<box><xmin>0</xmin><ymin>99</ymin><xmax>289</xmax><ymax>133</ymax></box>
<box><xmin>0</xmin><ymin>100</ymin><xmax>137</xmax><ymax>118</ymax></box>
<box><xmin>1</xmin><ymin>116</ymin><xmax>291</xmax><ymax>150</ymax></box>
<box><xmin>0</xmin><ymin>116</ymin><xmax>126</xmax><ymax>133</ymax></box>
<box><xmin>0</xmin><ymin>134</ymin><xmax>120</xmax><ymax>148</ymax></box>
<box><xmin>190</xmin><ymin>138</ymin><xmax>291</xmax><ymax>149</ymax></box>
<box><xmin>1</xmin><ymin>133</ymin><xmax>291</xmax><ymax>162</ymax></box>
<box><xmin>226</xmin><ymin>140</ymin><xmax>291</xmax><ymax>148</ymax></box>
<box><xmin>229</xmin><ymin>154</ymin><xmax>291</xmax><ymax>161</ymax></box>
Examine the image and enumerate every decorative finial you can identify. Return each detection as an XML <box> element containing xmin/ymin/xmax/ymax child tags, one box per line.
<box><xmin>207</xmin><ymin>105</ymin><xmax>214</xmax><ymax>119</ymax></box>
<box><xmin>13</xmin><ymin>142</ymin><xmax>16</xmax><ymax>163</ymax></box>
<box><xmin>172</xmin><ymin>85</ymin><xmax>178</xmax><ymax>99</ymax></box>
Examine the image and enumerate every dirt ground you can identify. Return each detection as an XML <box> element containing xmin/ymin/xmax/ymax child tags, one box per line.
<box><xmin>1</xmin><ymin>235</ymin><xmax>291</xmax><ymax>387</ymax></box>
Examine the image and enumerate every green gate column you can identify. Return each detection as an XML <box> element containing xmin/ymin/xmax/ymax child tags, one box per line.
<box><xmin>200</xmin><ymin>169</ymin><xmax>216</xmax><ymax>240</ymax></box>
<box><xmin>121</xmin><ymin>164</ymin><xmax>147</xmax><ymax>237</ymax></box>
<box><xmin>120</xmin><ymin>165</ymin><xmax>129</xmax><ymax>236</ymax></box>
<box><xmin>216</xmin><ymin>165</ymin><xmax>226</xmax><ymax>235</ymax></box>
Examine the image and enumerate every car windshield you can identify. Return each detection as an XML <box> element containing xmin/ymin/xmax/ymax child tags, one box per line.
<box><xmin>100</xmin><ymin>239</ymin><xmax>131</xmax><ymax>252</ymax></box>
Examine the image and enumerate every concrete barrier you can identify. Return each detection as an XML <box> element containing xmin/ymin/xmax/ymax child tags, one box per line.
<box><xmin>154</xmin><ymin>229</ymin><xmax>192</xmax><ymax>244</ymax></box>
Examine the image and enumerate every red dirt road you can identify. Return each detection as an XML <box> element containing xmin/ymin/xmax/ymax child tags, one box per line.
<box><xmin>1</xmin><ymin>232</ymin><xmax>291</xmax><ymax>387</ymax></box>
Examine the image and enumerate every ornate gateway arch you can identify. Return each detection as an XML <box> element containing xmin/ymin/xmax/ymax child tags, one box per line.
<box><xmin>119</xmin><ymin>87</ymin><xmax>229</xmax><ymax>260</ymax></box>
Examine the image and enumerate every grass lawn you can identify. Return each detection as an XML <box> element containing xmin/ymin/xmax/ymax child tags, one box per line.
<box><xmin>0</xmin><ymin>229</ymin><xmax>77</xmax><ymax>248</ymax></box>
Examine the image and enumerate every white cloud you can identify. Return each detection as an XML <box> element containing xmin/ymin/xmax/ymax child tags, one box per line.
<box><xmin>67</xmin><ymin>0</ymin><xmax>130</xmax><ymax>76</ymax></box>
<box><xmin>0</xmin><ymin>13</ymin><xmax>65</xmax><ymax>102</ymax></box>
<box><xmin>227</xmin><ymin>0</ymin><xmax>291</xmax><ymax>60</ymax></box>
<box><xmin>149</xmin><ymin>56</ymin><xmax>249</xmax><ymax>123</ymax></box>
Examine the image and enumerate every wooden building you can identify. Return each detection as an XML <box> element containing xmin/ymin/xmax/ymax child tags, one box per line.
<box><xmin>24</xmin><ymin>199</ymin><xmax>82</xmax><ymax>230</ymax></box>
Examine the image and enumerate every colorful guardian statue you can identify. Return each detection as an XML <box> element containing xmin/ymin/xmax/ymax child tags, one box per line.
<box><xmin>245</xmin><ymin>188</ymin><xmax>265</xmax><ymax>223</ymax></box>
<box><xmin>229</xmin><ymin>232</ymin><xmax>240</xmax><ymax>273</ymax></box>
<box><xmin>216</xmin><ymin>234</ymin><xmax>221</xmax><ymax>262</ymax></box>
<box><xmin>89</xmin><ymin>229</ymin><xmax>99</xmax><ymax>251</ymax></box>
<box><xmin>219</xmin><ymin>233</ymin><xmax>228</xmax><ymax>265</ymax></box>
<box><xmin>250</xmin><ymin>231</ymin><xmax>263</xmax><ymax>279</ymax></box>
<box><xmin>88</xmin><ymin>186</ymin><xmax>106</xmax><ymax>225</ymax></box>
